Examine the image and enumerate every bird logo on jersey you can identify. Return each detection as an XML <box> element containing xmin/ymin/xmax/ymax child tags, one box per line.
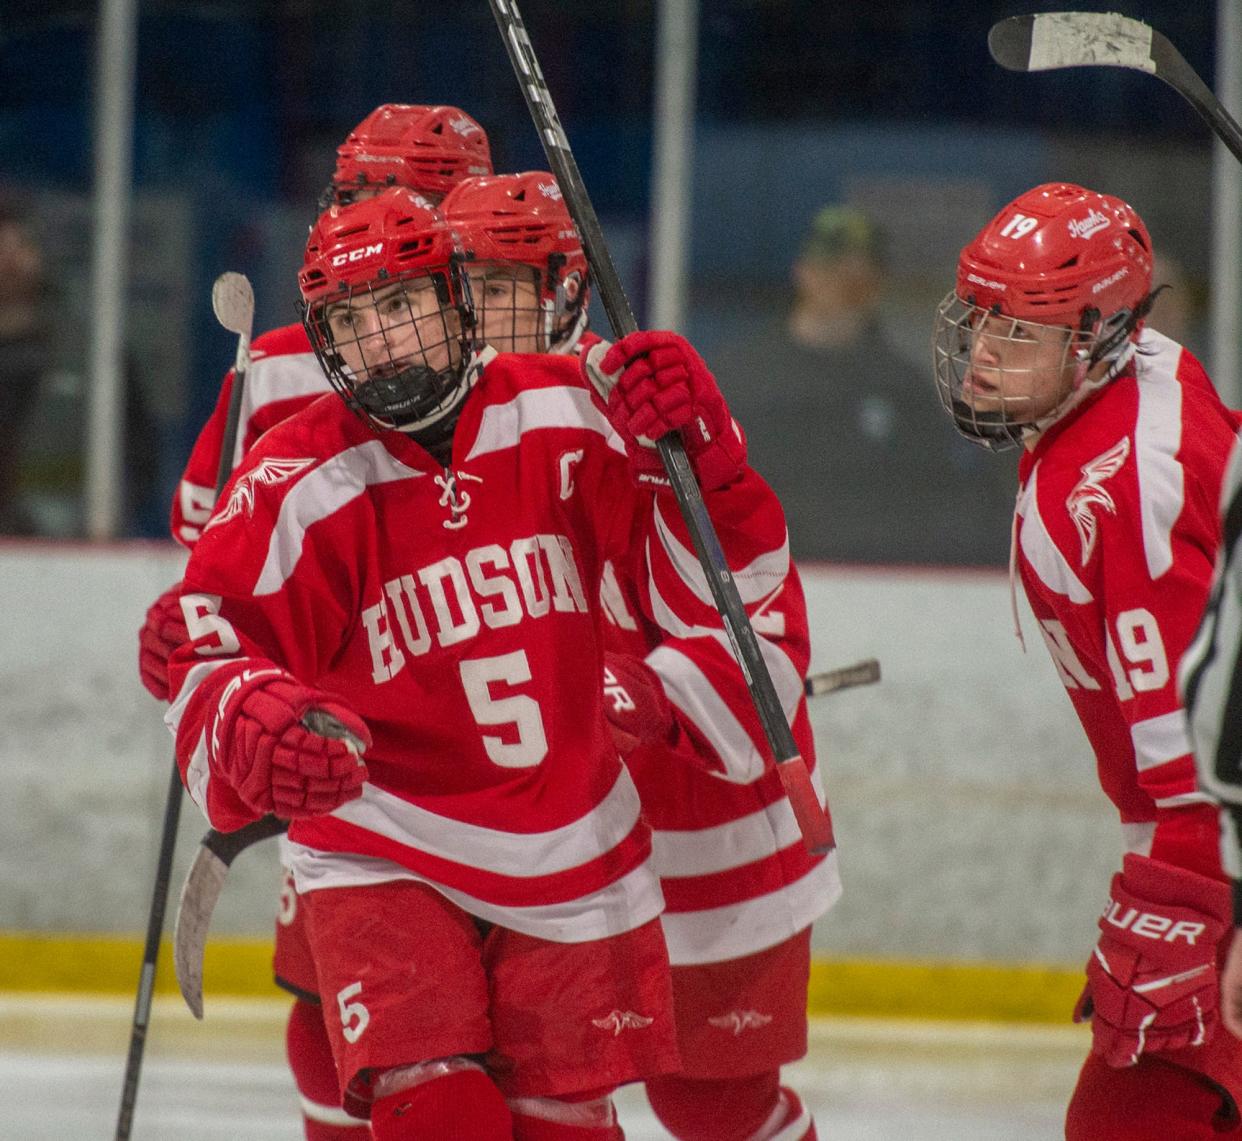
<box><xmin>205</xmin><ymin>457</ymin><xmax>316</xmax><ymax>532</ymax></box>
<box><xmin>1067</xmin><ymin>437</ymin><xmax>1131</xmax><ymax>567</ymax></box>
<box><xmin>591</xmin><ymin>1010</ymin><xmax>654</xmax><ymax>1036</ymax></box>
<box><xmin>708</xmin><ymin>1009</ymin><xmax>774</xmax><ymax>1036</ymax></box>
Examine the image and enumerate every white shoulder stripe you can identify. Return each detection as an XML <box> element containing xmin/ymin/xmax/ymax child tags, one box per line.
<box><xmin>466</xmin><ymin>386</ymin><xmax>625</xmax><ymax>461</ymax></box>
<box><xmin>255</xmin><ymin>441</ymin><xmax>423</xmax><ymax>596</ymax></box>
<box><xmin>1134</xmin><ymin>331</ymin><xmax>1185</xmax><ymax>580</ymax></box>
<box><xmin>1018</xmin><ymin>463</ymin><xmax>1092</xmax><ymax>603</ymax></box>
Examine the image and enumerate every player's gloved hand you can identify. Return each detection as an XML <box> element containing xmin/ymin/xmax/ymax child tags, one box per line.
<box><xmin>211</xmin><ymin>668</ymin><xmax>371</xmax><ymax>819</ymax></box>
<box><xmin>1073</xmin><ymin>853</ymin><xmax>1230</xmax><ymax>1067</ymax></box>
<box><xmin>602</xmin><ymin>651</ymin><xmax>676</xmax><ymax>756</ymax></box>
<box><xmin>590</xmin><ymin>331</ymin><xmax>746</xmax><ymax>491</ymax></box>
<box><xmin>139</xmin><ymin>581</ymin><xmax>190</xmax><ymax>702</ymax></box>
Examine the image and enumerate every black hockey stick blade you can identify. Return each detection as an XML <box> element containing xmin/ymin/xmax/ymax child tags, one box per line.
<box><xmin>989</xmin><ymin>13</ymin><xmax>1242</xmax><ymax>164</ymax></box>
<box><xmin>804</xmin><ymin>658</ymin><xmax>881</xmax><ymax>698</ymax></box>
<box><xmin>173</xmin><ymin>815</ymin><xmax>287</xmax><ymax>1019</ymax></box>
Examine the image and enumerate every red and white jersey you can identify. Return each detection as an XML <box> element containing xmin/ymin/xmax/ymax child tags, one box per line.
<box><xmin>602</xmin><ymin>549</ymin><xmax>840</xmax><ymax>965</ymax></box>
<box><xmin>166</xmin><ymin>350</ymin><xmax>788</xmax><ymax>944</ymax></box>
<box><xmin>1014</xmin><ymin>328</ymin><xmax>1241</xmax><ymax>878</ymax></box>
<box><xmin>171</xmin><ymin>323</ymin><xmax>329</xmax><ymax>548</ymax></box>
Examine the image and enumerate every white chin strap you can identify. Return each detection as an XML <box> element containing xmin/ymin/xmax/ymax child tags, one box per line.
<box><xmin>544</xmin><ymin>298</ymin><xmax>589</xmax><ymax>355</ymax></box>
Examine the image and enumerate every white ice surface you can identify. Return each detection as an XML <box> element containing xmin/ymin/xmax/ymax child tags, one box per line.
<box><xmin>1</xmin><ymin>996</ymin><xmax>1080</xmax><ymax>1139</ymax></box>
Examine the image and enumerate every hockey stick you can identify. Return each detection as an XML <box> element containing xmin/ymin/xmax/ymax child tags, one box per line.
<box><xmin>486</xmin><ymin>0</ymin><xmax>832</xmax><ymax>855</ymax></box>
<box><xmin>804</xmin><ymin>658</ymin><xmax>881</xmax><ymax>697</ymax></box>
<box><xmin>114</xmin><ymin>272</ymin><xmax>254</xmax><ymax>1141</ymax></box>
<box><xmin>988</xmin><ymin>12</ymin><xmax>1242</xmax><ymax>164</ymax></box>
<box><xmin>173</xmin><ymin>713</ymin><xmax>363</xmax><ymax>1019</ymax></box>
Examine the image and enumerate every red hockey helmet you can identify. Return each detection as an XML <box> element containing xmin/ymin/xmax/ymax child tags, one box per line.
<box><xmin>300</xmin><ymin>188</ymin><xmax>478</xmax><ymax>442</ymax></box>
<box><xmin>956</xmin><ymin>182</ymin><xmax>1153</xmax><ymax>330</ymax></box>
<box><xmin>333</xmin><ymin>104</ymin><xmax>494</xmax><ymax>203</ymax></box>
<box><xmin>441</xmin><ymin>172</ymin><xmax>590</xmax><ymax>352</ymax></box>
<box><xmin>933</xmin><ymin>183</ymin><xmax>1157</xmax><ymax>450</ymax></box>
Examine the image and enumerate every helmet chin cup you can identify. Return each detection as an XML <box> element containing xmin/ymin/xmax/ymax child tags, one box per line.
<box><xmin>352</xmin><ymin>363</ymin><xmax>457</xmax><ymax>430</ymax></box>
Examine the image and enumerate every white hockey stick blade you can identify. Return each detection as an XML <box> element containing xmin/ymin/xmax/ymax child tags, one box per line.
<box><xmin>211</xmin><ymin>271</ymin><xmax>255</xmax><ymax>336</ymax></box>
<box><xmin>212</xmin><ymin>271</ymin><xmax>255</xmax><ymax>377</ymax></box>
<box><xmin>173</xmin><ymin>844</ymin><xmax>228</xmax><ymax>1020</ymax></box>
<box><xmin>804</xmin><ymin>658</ymin><xmax>881</xmax><ymax>697</ymax></box>
<box><xmin>988</xmin><ymin>13</ymin><xmax>1156</xmax><ymax>75</ymax></box>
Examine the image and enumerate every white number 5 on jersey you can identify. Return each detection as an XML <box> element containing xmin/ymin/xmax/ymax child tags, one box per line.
<box><xmin>460</xmin><ymin>651</ymin><xmax>549</xmax><ymax>768</ymax></box>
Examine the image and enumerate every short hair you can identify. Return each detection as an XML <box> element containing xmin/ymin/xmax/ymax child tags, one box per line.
<box><xmin>800</xmin><ymin>205</ymin><xmax>885</xmax><ymax>266</ymax></box>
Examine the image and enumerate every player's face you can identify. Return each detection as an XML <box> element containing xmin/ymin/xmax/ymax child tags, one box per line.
<box><xmin>324</xmin><ymin>275</ymin><xmax>462</xmax><ymax>381</ymax></box>
<box><xmin>466</xmin><ymin>264</ymin><xmax>543</xmax><ymax>353</ymax></box>
<box><xmin>962</xmin><ymin>310</ymin><xmax>1079</xmax><ymax>424</ymax></box>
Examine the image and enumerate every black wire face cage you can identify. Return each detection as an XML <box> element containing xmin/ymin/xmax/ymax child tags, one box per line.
<box><xmin>931</xmin><ymin>291</ymin><xmax>1093</xmax><ymax>452</ymax></box>
<box><xmin>315</xmin><ymin>180</ymin><xmax>446</xmax><ymax>213</ymax></box>
<box><xmin>465</xmin><ymin>262</ymin><xmax>552</xmax><ymax>354</ymax></box>
<box><xmin>305</xmin><ymin>268</ymin><xmax>476</xmax><ymax>435</ymax></box>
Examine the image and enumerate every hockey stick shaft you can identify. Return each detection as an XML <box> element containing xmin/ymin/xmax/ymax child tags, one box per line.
<box><xmin>988</xmin><ymin>13</ymin><xmax>1242</xmax><ymax>163</ymax></box>
<box><xmin>115</xmin><ymin>273</ymin><xmax>254</xmax><ymax>1140</ymax></box>
<box><xmin>487</xmin><ymin>0</ymin><xmax>832</xmax><ymax>854</ymax></box>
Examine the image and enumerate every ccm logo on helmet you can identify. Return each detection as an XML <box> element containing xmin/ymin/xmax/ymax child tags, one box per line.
<box><xmin>1103</xmin><ymin>899</ymin><xmax>1205</xmax><ymax>944</ymax></box>
<box><xmin>1092</xmin><ymin>267</ymin><xmax>1129</xmax><ymax>295</ymax></box>
<box><xmin>1067</xmin><ymin>208</ymin><xmax>1110</xmax><ymax>240</ymax></box>
<box><xmin>331</xmin><ymin>242</ymin><xmax>385</xmax><ymax>268</ymax></box>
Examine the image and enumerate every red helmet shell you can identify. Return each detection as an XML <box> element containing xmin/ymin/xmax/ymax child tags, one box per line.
<box><xmin>957</xmin><ymin>182</ymin><xmax>1153</xmax><ymax>329</ymax></box>
<box><xmin>440</xmin><ymin>172</ymin><xmax>588</xmax><ymax>289</ymax></box>
<box><xmin>333</xmin><ymin>104</ymin><xmax>494</xmax><ymax>200</ymax></box>
<box><xmin>299</xmin><ymin>188</ymin><xmax>463</xmax><ymax>304</ymax></box>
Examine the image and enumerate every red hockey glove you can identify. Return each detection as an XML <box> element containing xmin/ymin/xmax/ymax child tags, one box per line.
<box><xmin>595</xmin><ymin>331</ymin><xmax>746</xmax><ymax>491</ymax></box>
<box><xmin>1074</xmin><ymin>853</ymin><xmax>1231</xmax><ymax>1067</ymax></box>
<box><xmin>139</xmin><ymin>581</ymin><xmax>190</xmax><ymax>702</ymax></box>
<box><xmin>212</xmin><ymin>669</ymin><xmax>371</xmax><ymax>819</ymax></box>
<box><xmin>602</xmin><ymin>651</ymin><xmax>676</xmax><ymax>756</ymax></box>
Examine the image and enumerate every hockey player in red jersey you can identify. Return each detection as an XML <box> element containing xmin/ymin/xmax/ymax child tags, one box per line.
<box><xmin>443</xmin><ymin>171</ymin><xmax>836</xmax><ymax>1141</ymax></box>
<box><xmin>165</xmin><ymin>185</ymin><xmax>802</xmax><ymax>1140</ymax></box>
<box><xmin>933</xmin><ymin>182</ymin><xmax>1242</xmax><ymax>1140</ymax></box>
<box><xmin>136</xmin><ymin>105</ymin><xmax>493</xmax><ymax>1141</ymax></box>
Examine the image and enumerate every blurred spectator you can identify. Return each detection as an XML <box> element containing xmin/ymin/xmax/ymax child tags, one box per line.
<box><xmin>711</xmin><ymin>204</ymin><xmax>1014</xmax><ymax>566</ymax></box>
<box><xmin>0</xmin><ymin>200</ymin><xmax>48</xmax><ymax>535</ymax></box>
